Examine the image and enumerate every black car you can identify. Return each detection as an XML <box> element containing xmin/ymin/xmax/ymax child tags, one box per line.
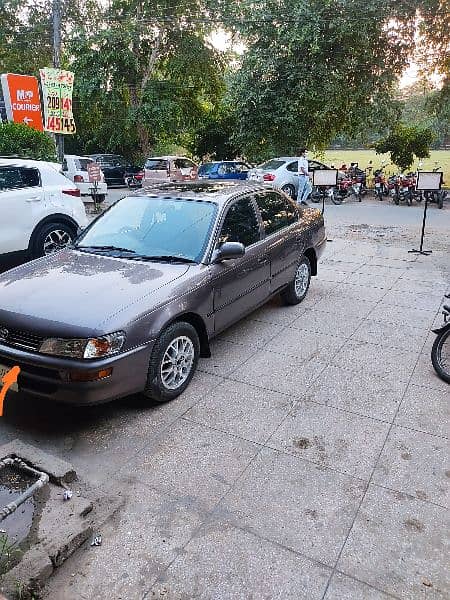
<box><xmin>88</xmin><ymin>154</ymin><xmax>142</xmax><ymax>187</ymax></box>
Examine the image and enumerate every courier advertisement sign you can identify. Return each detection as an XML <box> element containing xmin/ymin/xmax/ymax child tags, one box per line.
<box><xmin>0</xmin><ymin>73</ymin><xmax>44</xmax><ymax>131</ymax></box>
<box><xmin>40</xmin><ymin>68</ymin><xmax>76</xmax><ymax>134</ymax></box>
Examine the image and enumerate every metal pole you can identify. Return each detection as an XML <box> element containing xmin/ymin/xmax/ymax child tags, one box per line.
<box><xmin>52</xmin><ymin>0</ymin><xmax>64</xmax><ymax>163</ymax></box>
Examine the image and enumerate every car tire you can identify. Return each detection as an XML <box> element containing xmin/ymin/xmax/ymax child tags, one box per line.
<box><xmin>143</xmin><ymin>322</ymin><xmax>200</xmax><ymax>403</ymax></box>
<box><xmin>281</xmin><ymin>184</ymin><xmax>296</xmax><ymax>199</ymax></box>
<box><xmin>31</xmin><ymin>221</ymin><xmax>76</xmax><ymax>258</ymax></box>
<box><xmin>280</xmin><ymin>255</ymin><xmax>311</xmax><ymax>305</ymax></box>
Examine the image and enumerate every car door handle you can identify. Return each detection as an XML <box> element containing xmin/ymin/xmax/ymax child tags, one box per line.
<box><xmin>26</xmin><ymin>196</ymin><xmax>42</xmax><ymax>202</ymax></box>
<box><xmin>258</xmin><ymin>256</ymin><xmax>269</xmax><ymax>265</ymax></box>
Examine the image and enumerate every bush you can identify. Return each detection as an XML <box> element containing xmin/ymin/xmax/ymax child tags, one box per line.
<box><xmin>374</xmin><ymin>124</ymin><xmax>434</xmax><ymax>172</ymax></box>
<box><xmin>0</xmin><ymin>122</ymin><xmax>57</xmax><ymax>161</ymax></box>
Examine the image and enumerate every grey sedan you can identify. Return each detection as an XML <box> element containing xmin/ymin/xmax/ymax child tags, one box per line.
<box><xmin>0</xmin><ymin>182</ymin><xmax>326</xmax><ymax>405</ymax></box>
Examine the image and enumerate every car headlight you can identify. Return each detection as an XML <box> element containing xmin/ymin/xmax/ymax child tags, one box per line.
<box><xmin>39</xmin><ymin>332</ymin><xmax>126</xmax><ymax>359</ymax></box>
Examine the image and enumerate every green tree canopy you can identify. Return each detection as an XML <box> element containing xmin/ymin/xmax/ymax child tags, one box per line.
<box><xmin>374</xmin><ymin>123</ymin><xmax>434</xmax><ymax>172</ymax></box>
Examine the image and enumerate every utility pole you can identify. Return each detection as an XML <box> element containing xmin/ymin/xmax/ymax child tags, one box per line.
<box><xmin>52</xmin><ymin>0</ymin><xmax>64</xmax><ymax>163</ymax></box>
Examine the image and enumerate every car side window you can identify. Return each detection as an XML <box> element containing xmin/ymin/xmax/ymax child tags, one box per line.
<box><xmin>219</xmin><ymin>197</ymin><xmax>260</xmax><ymax>248</ymax></box>
<box><xmin>308</xmin><ymin>160</ymin><xmax>324</xmax><ymax>171</ymax></box>
<box><xmin>256</xmin><ymin>191</ymin><xmax>298</xmax><ymax>235</ymax></box>
<box><xmin>62</xmin><ymin>159</ymin><xmax>68</xmax><ymax>171</ymax></box>
<box><xmin>20</xmin><ymin>168</ymin><xmax>41</xmax><ymax>187</ymax></box>
<box><xmin>286</xmin><ymin>161</ymin><xmax>298</xmax><ymax>172</ymax></box>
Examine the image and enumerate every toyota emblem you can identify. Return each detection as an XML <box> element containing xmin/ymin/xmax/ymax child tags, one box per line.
<box><xmin>0</xmin><ymin>328</ymin><xmax>9</xmax><ymax>342</ymax></box>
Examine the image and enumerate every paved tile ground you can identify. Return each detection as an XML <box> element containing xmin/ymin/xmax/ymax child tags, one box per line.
<box><xmin>1</xmin><ymin>232</ymin><xmax>448</xmax><ymax>599</ymax></box>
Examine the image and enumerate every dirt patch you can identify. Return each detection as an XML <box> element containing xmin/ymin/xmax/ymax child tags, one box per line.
<box><xmin>293</xmin><ymin>438</ymin><xmax>311</xmax><ymax>450</ymax></box>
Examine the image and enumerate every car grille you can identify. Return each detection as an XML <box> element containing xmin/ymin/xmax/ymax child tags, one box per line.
<box><xmin>0</xmin><ymin>328</ymin><xmax>44</xmax><ymax>352</ymax></box>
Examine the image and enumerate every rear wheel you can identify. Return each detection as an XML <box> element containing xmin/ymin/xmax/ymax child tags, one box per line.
<box><xmin>438</xmin><ymin>191</ymin><xmax>444</xmax><ymax>209</ymax></box>
<box><xmin>331</xmin><ymin>189</ymin><xmax>343</xmax><ymax>205</ymax></box>
<box><xmin>431</xmin><ymin>327</ymin><xmax>450</xmax><ymax>383</ymax></box>
<box><xmin>143</xmin><ymin>322</ymin><xmax>200</xmax><ymax>403</ymax></box>
<box><xmin>281</xmin><ymin>184</ymin><xmax>296</xmax><ymax>199</ymax></box>
<box><xmin>31</xmin><ymin>221</ymin><xmax>76</xmax><ymax>258</ymax></box>
<box><xmin>280</xmin><ymin>255</ymin><xmax>311</xmax><ymax>305</ymax></box>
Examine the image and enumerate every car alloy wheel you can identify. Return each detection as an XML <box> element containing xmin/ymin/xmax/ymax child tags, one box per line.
<box><xmin>43</xmin><ymin>229</ymin><xmax>73</xmax><ymax>254</ymax></box>
<box><xmin>294</xmin><ymin>262</ymin><xmax>309</xmax><ymax>298</ymax></box>
<box><xmin>160</xmin><ymin>335</ymin><xmax>195</xmax><ymax>390</ymax></box>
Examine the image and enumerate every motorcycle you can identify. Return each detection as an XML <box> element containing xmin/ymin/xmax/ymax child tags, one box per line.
<box><xmin>124</xmin><ymin>168</ymin><xmax>144</xmax><ymax>188</ymax></box>
<box><xmin>310</xmin><ymin>186</ymin><xmax>341</xmax><ymax>205</ymax></box>
<box><xmin>389</xmin><ymin>174</ymin><xmax>416</xmax><ymax>205</ymax></box>
<box><xmin>431</xmin><ymin>299</ymin><xmax>450</xmax><ymax>383</ymax></box>
<box><xmin>374</xmin><ymin>167</ymin><xmax>389</xmax><ymax>200</ymax></box>
<box><xmin>418</xmin><ymin>163</ymin><xmax>446</xmax><ymax>209</ymax></box>
<box><xmin>336</xmin><ymin>174</ymin><xmax>362</xmax><ymax>202</ymax></box>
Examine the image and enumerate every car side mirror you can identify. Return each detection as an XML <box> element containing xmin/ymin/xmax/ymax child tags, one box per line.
<box><xmin>212</xmin><ymin>242</ymin><xmax>245</xmax><ymax>263</ymax></box>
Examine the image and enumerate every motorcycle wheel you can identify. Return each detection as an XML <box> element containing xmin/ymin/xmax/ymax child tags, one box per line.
<box><xmin>394</xmin><ymin>194</ymin><xmax>399</xmax><ymax>205</ymax></box>
<box><xmin>407</xmin><ymin>193</ymin><xmax>413</xmax><ymax>206</ymax></box>
<box><xmin>415</xmin><ymin>192</ymin><xmax>422</xmax><ymax>202</ymax></box>
<box><xmin>332</xmin><ymin>191</ymin><xmax>342</xmax><ymax>205</ymax></box>
<box><xmin>438</xmin><ymin>191</ymin><xmax>444</xmax><ymax>209</ymax></box>
<box><xmin>431</xmin><ymin>327</ymin><xmax>450</xmax><ymax>383</ymax></box>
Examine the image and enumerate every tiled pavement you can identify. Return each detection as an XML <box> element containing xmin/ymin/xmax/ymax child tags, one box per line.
<box><xmin>4</xmin><ymin>238</ymin><xmax>447</xmax><ymax>599</ymax></box>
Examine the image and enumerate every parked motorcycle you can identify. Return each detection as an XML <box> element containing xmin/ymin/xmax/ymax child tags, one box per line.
<box><xmin>125</xmin><ymin>168</ymin><xmax>144</xmax><ymax>188</ymax></box>
<box><xmin>431</xmin><ymin>299</ymin><xmax>450</xmax><ymax>383</ymax></box>
<box><xmin>373</xmin><ymin>166</ymin><xmax>389</xmax><ymax>200</ymax></box>
<box><xmin>336</xmin><ymin>174</ymin><xmax>362</xmax><ymax>202</ymax></box>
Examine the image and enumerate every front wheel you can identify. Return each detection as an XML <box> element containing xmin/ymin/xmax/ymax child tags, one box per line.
<box><xmin>438</xmin><ymin>191</ymin><xmax>444</xmax><ymax>209</ymax></box>
<box><xmin>431</xmin><ymin>327</ymin><xmax>450</xmax><ymax>383</ymax></box>
<box><xmin>143</xmin><ymin>322</ymin><xmax>200</xmax><ymax>403</ymax></box>
<box><xmin>280</xmin><ymin>255</ymin><xmax>311</xmax><ymax>305</ymax></box>
<box><xmin>332</xmin><ymin>189</ymin><xmax>343</xmax><ymax>205</ymax></box>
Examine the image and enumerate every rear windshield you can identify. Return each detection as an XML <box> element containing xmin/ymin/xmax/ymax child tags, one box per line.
<box><xmin>76</xmin><ymin>159</ymin><xmax>91</xmax><ymax>171</ymax></box>
<box><xmin>258</xmin><ymin>160</ymin><xmax>286</xmax><ymax>171</ymax></box>
<box><xmin>145</xmin><ymin>159</ymin><xmax>168</xmax><ymax>170</ymax></box>
<box><xmin>95</xmin><ymin>155</ymin><xmax>125</xmax><ymax>167</ymax></box>
<box><xmin>198</xmin><ymin>163</ymin><xmax>217</xmax><ymax>175</ymax></box>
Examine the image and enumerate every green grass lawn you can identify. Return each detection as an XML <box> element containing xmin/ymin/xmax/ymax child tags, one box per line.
<box><xmin>314</xmin><ymin>149</ymin><xmax>450</xmax><ymax>185</ymax></box>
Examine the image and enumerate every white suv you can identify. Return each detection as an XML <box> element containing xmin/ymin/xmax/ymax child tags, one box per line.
<box><xmin>0</xmin><ymin>158</ymin><xmax>88</xmax><ymax>260</ymax></box>
<box><xmin>62</xmin><ymin>155</ymin><xmax>108</xmax><ymax>203</ymax></box>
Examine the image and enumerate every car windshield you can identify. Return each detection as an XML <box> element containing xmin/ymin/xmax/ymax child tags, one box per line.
<box><xmin>75</xmin><ymin>196</ymin><xmax>217</xmax><ymax>263</ymax></box>
<box><xmin>145</xmin><ymin>159</ymin><xmax>168</xmax><ymax>170</ymax></box>
<box><xmin>258</xmin><ymin>159</ymin><xmax>286</xmax><ymax>171</ymax></box>
<box><xmin>198</xmin><ymin>163</ymin><xmax>216</xmax><ymax>175</ymax></box>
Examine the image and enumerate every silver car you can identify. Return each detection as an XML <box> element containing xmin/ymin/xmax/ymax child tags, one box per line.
<box><xmin>248</xmin><ymin>157</ymin><xmax>341</xmax><ymax>199</ymax></box>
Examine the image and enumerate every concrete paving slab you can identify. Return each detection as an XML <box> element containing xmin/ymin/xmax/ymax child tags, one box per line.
<box><xmin>184</xmin><ymin>380</ymin><xmax>293</xmax><ymax>444</ymax></box>
<box><xmin>198</xmin><ymin>339</ymin><xmax>258</xmax><ymax>377</ymax></box>
<box><xmin>148</xmin><ymin>523</ymin><xmax>331</xmax><ymax>600</ymax></box>
<box><xmin>44</xmin><ymin>484</ymin><xmax>203</xmax><ymax>600</ymax></box>
<box><xmin>338</xmin><ymin>485</ymin><xmax>450</xmax><ymax>599</ymax></box>
<box><xmin>343</xmin><ymin>272</ymin><xmax>401</xmax><ymax>289</ymax></box>
<box><xmin>326</xmin><ymin>282</ymin><xmax>388</xmax><ymax>302</ymax></box>
<box><xmin>377</xmin><ymin>290</ymin><xmax>443</xmax><ymax>312</ymax></box>
<box><xmin>324</xmin><ymin>572</ymin><xmax>396</xmax><ymax>599</ymax></box>
<box><xmin>355</xmin><ymin>264</ymin><xmax>408</xmax><ymax>278</ymax></box>
<box><xmin>220</xmin><ymin>447</ymin><xmax>366</xmax><ymax>566</ymax></box>
<box><xmin>395</xmin><ymin>384</ymin><xmax>450</xmax><ymax>438</ymax></box>
<box><xmin>307</xmin><ymin>364</ymin><xmax>407</xmax><ymax>421</ymax></box>
<box><xmin>217</xmin><ymin>318</ymin><xmax>284</xmax><ymax>348</ymax></box>
<box><xmin>368</xmin><ymin>304</ymin><xmax>437</xmax><ymax>328</ymax></box>
<box><xmin>313</xmin><ymin>297</ymin><xmax>379</xmax><ymax>319</ymax></box>
<box><xmin>352</xmin><ymin>319</ymin><xmax>428</xmax><ymax>351</ymax></box>
<box><xmin>266</xmin><ymin>399</ymin><xmax>389</xmax><ymax>479</ymax></box>
<box><xmin>128</xmin><ymin>419</ymin><xmax>259</xmax><ymax>511</ymax></box>
<box><xmin>315</xmin><ymin>267</ymin><xmax>350</xmax><ymax>283</ymax></box>
<box><xmin>290</xmin><ymin>309</ymin><xmax>364</xmax><ymax>338</ymax></box>
<box><xmin>330</xmin><ymin>340</ymin><xmax>419</xmax><ymax>381</ymax></box>
<box><xmin>230</xmin><ymin>350</ymin><xmax>327</xmax><ymax>396</ymax></box>
<box><xmin>265</xmin><ymin>327</ymin><xmax>344</xmax><ymax>362</ymax></box>
<box><xmin>410</xmin><ymin>352</ymin><xmax>450</xmax><ymax>392</ymax></box>
<box><xmin>372</xmin><ymin>425</ymin><xmax>449</xmax><ymax>507</ymax></box>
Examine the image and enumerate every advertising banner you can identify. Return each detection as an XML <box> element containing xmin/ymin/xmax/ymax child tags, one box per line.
<box><xmin>39</xmin><ymin>68</ymin><xmax>76</xmax><ymax>134</ymax></box>
<box><xmin>0</xmin><ymin>73</ymin><xmax>44</xmax><ymax>131</ymax></box>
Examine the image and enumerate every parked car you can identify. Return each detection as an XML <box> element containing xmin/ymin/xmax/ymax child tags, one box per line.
<box><xmin>198</xmin><ymin>161</ymin><xmax>250</xmax><ymax>180</ymax></box>
<box><xmin>0</xmin><ymin>181</ymin><xmax>326</xmax><ymax>406</ymax></box>
<box><xmin>88</xmin><ymin>154</ymin><xmax>142</xmax><ymax>187</ymax></box>
<box><xmin>248</xmin><ymin>157</ymin><xmax>343</xmax><ymax>199</ymax></box>
<box><xmin>0</xmin><ymin>158</ymin><xmax>88</xmax><ymax>260</ymax></box>
<box><xmin>143</xmin><ymin>156</ymin><xmax>198</xmax><ymax>183</ymax></box>
<box><xmin>62</xmin><ymin>155</ymin><xmax>108</xmax><ymax>203</ymax></box>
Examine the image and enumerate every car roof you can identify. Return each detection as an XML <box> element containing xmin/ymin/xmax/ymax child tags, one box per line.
<box><xmin>200</xmin><ymin>160</ymin><xmax>241</xmax><ymax>165</ymax></box>
<box><xmin>132</xmin><ymin>181</ymin><xmax>269</xmax><ymax>206</ymax></box>
<box><xmin>65</xmin><ymin>154</ymin><xmax>92</xmax><ymax>160</ymax></box>
<box><xmin>145</xmin><ymin>156</ymin><xmax>190</xmax><ymax>160</ymax></box>
<box><xmin>0</xmin><ymin>157</ymin><xmax>58</xmax><ymax>169</ymax></box>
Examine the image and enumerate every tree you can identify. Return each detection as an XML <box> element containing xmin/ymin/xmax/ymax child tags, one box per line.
<box><xmin>220</xmin><ymin>0</ymin><xmax>447</xmax><ymax>159</ymax></box>
<box><xmin>191</xmin><ymin>102</ymin><xmax>241</xmax><ymax>159</ymax></box>
<box><xmin>374</xmin><ymin>123</ymin><xmax>434</xmax><ymax>172</ymax></box>
<box><xmin>0</xmin><ymin>122</ymin><xmax>56</xmax><ymax>160</ymax></box>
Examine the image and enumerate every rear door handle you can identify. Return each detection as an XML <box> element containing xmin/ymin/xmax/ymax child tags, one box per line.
<box><xmin>26</xmin><ymin>196</ymin><xmax>41</xmax><ymax>202</ymax></box>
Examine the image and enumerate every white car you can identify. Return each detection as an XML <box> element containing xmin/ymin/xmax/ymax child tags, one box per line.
<box><xmin>0</xmin><ymin>158</ymin><xmax>88</xmax><ymax>260</ymax></box>
<box><xmin>62</xmin><ymin>155</ymin><xmax>108</xmax><ymax>203</ymax></box>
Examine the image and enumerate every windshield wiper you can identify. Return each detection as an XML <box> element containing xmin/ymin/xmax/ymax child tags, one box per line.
<box><xmin>126</xmin><ymin>255</ymin><xmax>196</xmax><ymax>264</ymax></box>
<box><xmin>75</xmin><ymin>245</ymin><xmax>137</xmax><ymax>254</ymax></box>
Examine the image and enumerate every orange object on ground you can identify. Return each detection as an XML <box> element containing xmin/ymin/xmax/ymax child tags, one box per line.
<box><xmin>0</xmin><ymin>366</ymin><xmax>20</xmax><ymax>416</ymax></box>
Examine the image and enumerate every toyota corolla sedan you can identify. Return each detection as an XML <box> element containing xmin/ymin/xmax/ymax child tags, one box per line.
<box><xmin>0</xmin><ymin>182</ymin><xmax>326</xmax><ymax>406</ymax></box>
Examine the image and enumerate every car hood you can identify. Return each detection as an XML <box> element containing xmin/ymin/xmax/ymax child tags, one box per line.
<box><xmin>0</xmin><ymin>250</ymin><xmax>190</xmax><ymax>337</ymax></box>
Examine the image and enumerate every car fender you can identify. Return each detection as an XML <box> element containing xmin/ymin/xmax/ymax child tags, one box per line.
<box><xmin>28</xmin><ymin>213</ymin><xmax>80</xmax><ymax>250</ymax></box>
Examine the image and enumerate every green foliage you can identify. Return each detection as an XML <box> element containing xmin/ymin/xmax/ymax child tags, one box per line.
<box><xmin>0</xmin><ymin>123</ymin><xmax>56</xmax><ymax>161</ymax></box>
<box><xmin>374</xmin><ymin>123</ymin><xmax>434</xmax><ymax>171</ymax></box>
<box><xmin>191</xmin><ymin>103</ymin><xmax>241</xmax><ymax>159</ymax></box>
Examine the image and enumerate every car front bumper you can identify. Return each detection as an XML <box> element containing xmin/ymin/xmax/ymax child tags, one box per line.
<box><xmin>0</xmin><ymin>342</ymin><xmax>154</xmax><ymax>405</ymax></box>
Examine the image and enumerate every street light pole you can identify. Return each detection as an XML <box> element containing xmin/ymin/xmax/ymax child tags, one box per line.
<box><xmin>52</xmin><ymin>0</ymin><xmax>64</xmax><ymax>163</ymax></box>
